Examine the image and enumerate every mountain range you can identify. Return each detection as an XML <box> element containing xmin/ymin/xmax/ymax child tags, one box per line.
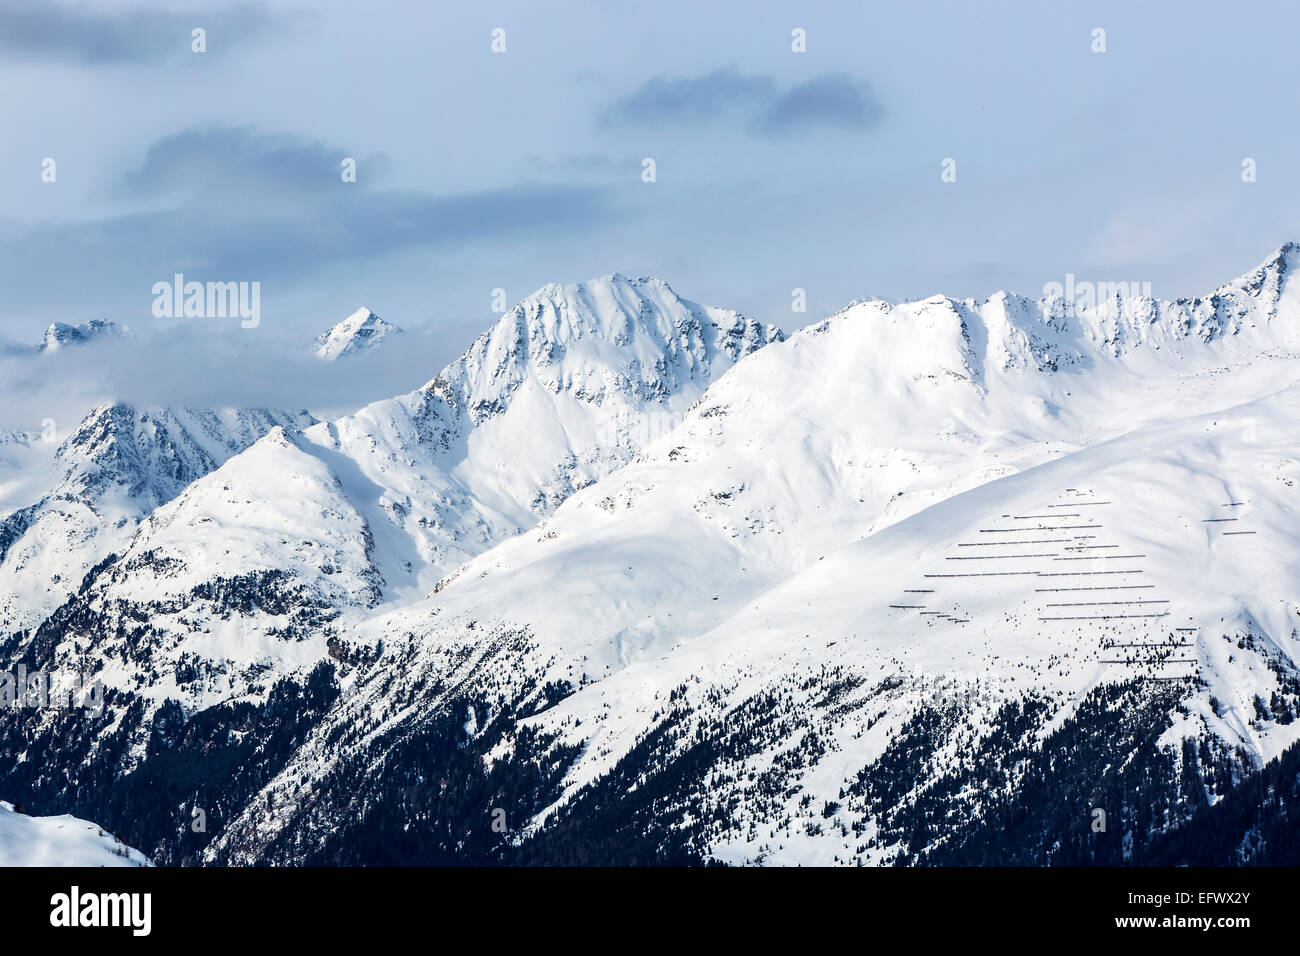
<box><xmin>1</xmin><ymin>253</ymin><xmax>1298</xmax><ymax>866</ymax></box>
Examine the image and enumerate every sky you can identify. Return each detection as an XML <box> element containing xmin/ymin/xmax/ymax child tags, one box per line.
<box><xmin>0</xmin><ymin>0</ymin><xmax>1297</xmax><ymax>419</ymax></box>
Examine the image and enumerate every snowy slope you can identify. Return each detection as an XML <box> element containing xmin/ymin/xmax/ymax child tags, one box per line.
<box><xmin>0</xmin><ymin>801</ymin><xmax>150</xmax><ymax>866</ymax></box>
<box><xmin>312</xmin><ymin>308</ymin><xmax>401</xmax><ymax>360</ymax></box>
<box><xmin>503</xmin><ymin>388</ymin><xmax>1300</xmax><ymax>865</ymax></box>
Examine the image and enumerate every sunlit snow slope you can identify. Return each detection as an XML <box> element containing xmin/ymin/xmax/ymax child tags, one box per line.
<box><xmin>0</xmin><ymin>801</ymin><xmax>150</xmax><ymax>866</ymax></box>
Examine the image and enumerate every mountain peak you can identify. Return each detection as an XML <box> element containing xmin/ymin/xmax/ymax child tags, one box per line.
<box><xmin>445</xmin><ymin>273</ymin><xmax>783</xmax><ymax>422</ymax></box>
<box><xmin>38</xmin><ymin>319</ymin><xmax>128</xmax><ymax>353</ymax></box>
<box><xmin>1212</xmin><ymin>241</ymin><xmax>1300</xmax><ymax>300</ymax></box>
<box><xmin>312</xmin><ymin>307</ymin><xmax>402</xmax><ymax>361</ymax></box>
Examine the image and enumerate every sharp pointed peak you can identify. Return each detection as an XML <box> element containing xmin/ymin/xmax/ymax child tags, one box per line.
<box><xmin>313</xmin><ymin>307</ymin><xmax>402</xmax><ymax>361</ymax></box>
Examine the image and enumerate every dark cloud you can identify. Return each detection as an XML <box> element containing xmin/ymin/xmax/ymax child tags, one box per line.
<box><xmin>601</xmin><ymin>68</ymin><xmax>884</xmax><ymax>135</ymax></box>
<box><xmin>0</xmin><ymin>1</ymin><xmax>281</xmax><ymax>65</ymax></box>
<box><xmin>119</xmin><ymin>125</ymin><xmax>388</xmax><ymax>199</ymax></box>
<box><xmin>599</xmin><ymin>67</ymin><xmax>777</xmax><ymax>126</ymax></box>
<box><xmin>761</xmin><ymin>73</ymin><xmax>885</xmax><ymax>133</ymax></box>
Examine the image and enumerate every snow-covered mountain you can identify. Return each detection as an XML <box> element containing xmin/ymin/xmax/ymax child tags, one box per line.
<box><xmin>4</xmin><ymin>251</ymin><xmax>1300</xmax><ymax>867</ymax></box>
<box><xmin>0</xmin><ymin>403</ymin><xmax>316</xmax><ymax>632</ymax></box>
<box><xmin>19</xmin><ymin>275</ymin><xmax>781</xmax><ymax>728</ymax></box>
<box><xmin>200</xmin><ymin>245</ymin><xmax>1300</xmax><ymax>865</ymax></box>
<box><xmin>312</xmin><ymin>308</ymin><xmax>402</xmax><ymax>361</ymax></box>
<box><xmin>301</xmin><ymin>273</ymin><xmax>781</xmax><ymax>588</ymax></box>
<box><xmin>0</xmin><ymin>801</ymin><xmax>150</xmax><ymax>866</ymax></box>
<box><xmin>37</xmin><ymin>319</ymin><xmax>129</xmax><ymax>353</ymax></box>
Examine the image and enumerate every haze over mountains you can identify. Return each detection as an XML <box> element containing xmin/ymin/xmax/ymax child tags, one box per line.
<box><xmin>2</xmin><ymin>250</ymin><xmax>1299</xmax><ymax>866</ymax></box>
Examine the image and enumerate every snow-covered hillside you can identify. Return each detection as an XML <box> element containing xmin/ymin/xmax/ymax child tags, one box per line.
<box><xmin>0</xmin><ymin>801</ymin><xmax>150</xmax><ymax>866</ymax></box>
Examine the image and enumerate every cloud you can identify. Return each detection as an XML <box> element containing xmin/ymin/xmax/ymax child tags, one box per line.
<box><xmin>0</xmin><ymin>1</ymin><xmax>282</xmax><ymax>65</ymax></box>
<box><xmin>600</xmin><ymin>67</ymin><xmax>777</xmax><ymax>126</ymax></box>
<box><xmin>0</xmin><ymin>184</ymin><xmax>613</xmax><ymax>298</ymax></box>
<box><xmin>0</xmin><ymin>125</ymin><xmax>618</xmax><ymax>319</ymax></box>
<box><xmin>601</xmin><ymin>67</ymin><xmax>884</xmax><ymax>135</ymax></box>
<box><xmin>118</xmin><ymin>125</ymin><xmax>388</xmax><ymax>199</ymax></box>
<box><xmin>761</xmin><ymin>73</ymin><xmax>885</xmax><ymax>133</ymax></box>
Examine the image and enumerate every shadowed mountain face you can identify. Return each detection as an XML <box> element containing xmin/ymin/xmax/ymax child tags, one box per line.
<box><xmin>3</xmin><ymin>256</ymin><xmax>1300</xmax><ymax>866</ymax></box>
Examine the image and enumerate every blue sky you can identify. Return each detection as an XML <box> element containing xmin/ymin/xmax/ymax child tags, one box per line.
<box><xmin>1</xmin><ymin>0</ymin><xmax>1296</xmax><ymax>366</ymax></box>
